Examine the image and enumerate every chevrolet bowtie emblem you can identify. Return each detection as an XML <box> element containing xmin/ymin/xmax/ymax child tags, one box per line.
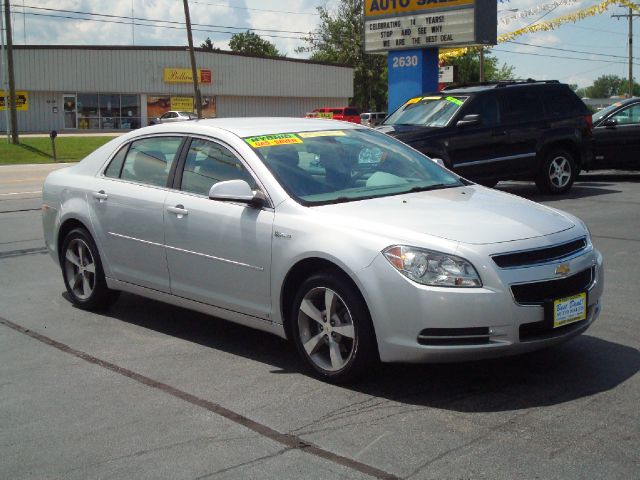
<box><xmin>555</xmin><ymin>264</ymin><xmax>571</xmax><ymax>276</ymax></box>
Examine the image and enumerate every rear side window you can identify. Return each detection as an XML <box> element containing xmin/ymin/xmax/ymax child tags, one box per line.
<box><xmin>542</xmin><ymin>87</ymin><xmax>584</xmax><ymax>118</ymax></box>
<box><xmin>104</xmin><ymin>145</ymin><xmax>128</xmax><ymax>178</ymax></box>
<box><xmin>119</xmin><ymin>137</ymin><xmax>183</xmax><ymax>187</ymax></box>
<box><xmin>500</xmin><ymin>90</ymin><xmax>545</xmax><ymax>123</ymax></box>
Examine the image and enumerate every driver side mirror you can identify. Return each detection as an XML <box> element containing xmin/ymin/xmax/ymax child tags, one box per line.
<box><xmin>456</xmin><ymin>114</ymin><xmax>481</xmax><ymax>128</ymax></box>
<box><xmin>603</xmin><ymin>117</ymin><xmax>617</xmax><ymax>128</ymax></box>
<box><xmin>208</xmin><ymin>180</ymin><xmax>267</xmax><ymax>208</ymax></box>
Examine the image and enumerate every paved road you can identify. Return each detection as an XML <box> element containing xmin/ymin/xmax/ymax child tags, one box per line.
<box><xmin>1</xmin><ymin>166</ymin><xmax>638</xmax><ymax>480</ymax></box>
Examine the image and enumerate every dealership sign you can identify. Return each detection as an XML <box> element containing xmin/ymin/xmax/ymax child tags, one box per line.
<box><xmin>364</xmin><ymin>0</ymin><xmax>496</xmax><ymax>53</ymax></box>
<box><xmin>163</xmin><ymin>68</ymin><xmax>212</xmax><ymax>84</ymax></box>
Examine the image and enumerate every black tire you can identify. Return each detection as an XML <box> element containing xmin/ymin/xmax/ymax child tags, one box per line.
<box><xmin>291</xmin><ymin>271</ymin><xmax>378</xmax><ymax>383</ymax></box>
<box><xmin>535</xmin><ymin>148</ymin><xmax>578</xmax><ymax>194</ymax></box>
<box><xmin>60</xmin><ymin>228</ymin><xmax>119</xmax><ymax>311</ymax></box>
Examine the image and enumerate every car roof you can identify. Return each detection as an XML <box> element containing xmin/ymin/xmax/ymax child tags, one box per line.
<box><xmin>140</xmin><ymin>117</ymin><xmax>363</xmax><ymax>137</ymax></box>
<box><xmin>439</xmin><ymin>80</ymin><xmax>564</xmax><ymax>95</ymax></box>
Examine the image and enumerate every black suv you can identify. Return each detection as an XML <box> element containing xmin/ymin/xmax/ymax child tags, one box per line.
<box><xmin>378</xmin><ymin>80</ymin><xmax>593</xmax><ymax>194</ymax></box>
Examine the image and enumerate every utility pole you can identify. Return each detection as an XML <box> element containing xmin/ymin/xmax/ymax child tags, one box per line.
<box><xmin>3</xmin><ymin>0</ymin><xmax>18</xmax><ymax>143</ymax></box>
<box><xmin>182</xmin><ymin>0</ymin><xmax>202</xmax><ymax>118</ymax></box>
<box><xmin>0</xmin><ymin>2</ymin><xmax>10</xmax><ymax>141</ymax></box>
<box><xmin>479</xmin><ymin>47</ymin><xmax>485</xmax><ymax>82</ymax></box>
<box><xmin>612</xmin><ymin>7</ymin><xmax>640</xmax><ymax>98</ymax></box>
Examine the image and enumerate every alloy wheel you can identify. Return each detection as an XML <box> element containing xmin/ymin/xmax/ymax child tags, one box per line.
<box><xmin>64</xmin><ymin>238</ymin><xmax>96</xmax><ymax>300</ymax></box>
<box><xmin>297</xmin><ymin>287</ymin><xmax>356</xmax><ymax>372</ymax></box>
<box><xmin>548</xmin><ymin>156</ymin><xmax>572</xmax><ymax>188</ymax></box>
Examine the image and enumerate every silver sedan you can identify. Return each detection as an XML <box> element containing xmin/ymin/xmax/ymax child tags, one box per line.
<box><xmin>42</xmin><ymin>118</ymin><xmax>604</xmax><ymax>383</ymax></box>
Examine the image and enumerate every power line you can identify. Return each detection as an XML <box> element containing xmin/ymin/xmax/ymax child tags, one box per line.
<box><xmin>13</xmin><ymin>4</ymin><xmax>317</xmax><ymax>36</ymax></box>
<box><xmin>493</xmin><ymin>48</ymin><xmax>640</xmax><ymax>66</ymax></box>
<box><xmin>564</xmin><ymin>24</ymin><xmax>628</xmax><ymax>36</ymax></box>
<box><xmin>507</xmin><ymin>40</ymin><xmax>640</xmax><ymax>61</ymax></box>
<box><xmin>187</xmin><ymin>0</ymin><xmax>319</xmax><ymax>16</ymax></box>
<box><xmin>10</xmin><ymin>9</ymin><xmax>312</xmax><ymax>40</ymax></box>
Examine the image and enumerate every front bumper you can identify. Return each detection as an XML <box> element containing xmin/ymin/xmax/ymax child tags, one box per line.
<box><xmin>358</xmin><ymin>241</ymin><xmax>604</xmax><ymax>363</ymax></box>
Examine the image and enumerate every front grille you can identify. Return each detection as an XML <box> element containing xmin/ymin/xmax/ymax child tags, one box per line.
<box><xmin>492</xmin><ymin>238</ymin><xmax>587</xmax><ymax>268</ymax></box>
<box><xmin>417</xmin><ymin>327</ymin><xmax>490</xmax><ymax>346</ymax></box>
<box><xmin>511</xmin><ymin>267</ymin><xmax>594</xmax><ymax>305</ymax></box>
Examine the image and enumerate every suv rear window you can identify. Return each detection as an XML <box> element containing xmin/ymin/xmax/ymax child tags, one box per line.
<box><xmin>542</xmin><ymin>87</ymin><xmax>585</xmax><ymax>118</ymax></box>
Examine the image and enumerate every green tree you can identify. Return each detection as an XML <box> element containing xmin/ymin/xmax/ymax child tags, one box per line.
<box><xmin>229</xmin><ymin>31</ymin><xmax>281</xmax><ymax>57</ymax></box>
<box><xmin>584</xmin><ymin>75</ymin><xmax>627</xmax><ymax>98</ymax></box>
<box><xmin>442</xmin><ymin>48</ymin><xmax>515</xmax><ymax>84</ymax></box>
<box><xmin>296</xmin><ymin>0</ymin><xmax>387</xmax><ymax>111</ymax></box>
<box><xmin>200</xmin><ymin>37</ymin><xmax>220</xmax><ymax>52</ymax></box>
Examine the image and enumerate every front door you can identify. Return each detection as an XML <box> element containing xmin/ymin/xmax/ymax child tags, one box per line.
<box><xmin>594</xmin><ymin>102</ymin><xmax>640</xmax><ymax>169</ymax></box>
<box><xmin>63</xmin><ymin>94</ymin><xmax>77</xmax><ymax>129</ymax></box>
<box><xmin>164</xmin><ymin>137</ymin><xmax>274</xmax><ymax>319</ymax></box>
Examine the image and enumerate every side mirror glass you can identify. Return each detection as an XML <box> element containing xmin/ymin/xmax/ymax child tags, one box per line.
<box><xmin>603</xmin><ymin>117</ymin><xmax>617</xmax><ymax>128</ymax></box>
<box><xmin>457</xmin><ymin>114</ymin><xmax>481</xmax><ymax>128</ymax></box>
<box><xmin>208</xmin><ymin>180</ymin><xmax>267</xmax><ymax>207</ymax></box>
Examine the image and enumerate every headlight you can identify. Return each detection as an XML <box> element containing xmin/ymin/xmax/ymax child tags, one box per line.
<box><xmin>383</xmin><ymin>245</ymin><xmax>482</xmax><ymax>287</ymax></box>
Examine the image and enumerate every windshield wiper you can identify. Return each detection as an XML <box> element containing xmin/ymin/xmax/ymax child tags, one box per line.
<box><xmin>405</xmin><ymin>184</ymin><xmax>454</xmax><ymax>193</ymax></box>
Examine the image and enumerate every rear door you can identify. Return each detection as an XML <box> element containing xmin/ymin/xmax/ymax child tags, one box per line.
<box><xmin>88</xmin><ymin>135</ymin><xmax>185</xmax><ymax>292</ymax></box>
<box><xmin>164</xmin><ymin>137</ymin><xmax>274</xmax><ymax>319</ymax></box>
<box><xmin>497</xmin><ymin>88</ymin><xmax>546</xmax><ymax>176</ymax></box>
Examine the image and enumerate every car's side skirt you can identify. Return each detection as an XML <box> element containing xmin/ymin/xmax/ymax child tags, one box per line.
<box><xmin>106</xmin><ymin>277</ymin><xmax>287</xmax><ymax>339</ymax></box>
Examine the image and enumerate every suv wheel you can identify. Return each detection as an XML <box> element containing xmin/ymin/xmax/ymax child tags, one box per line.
<box><xmin>535</xmin><ymin>149</ymin><xmax>577</xmax><ymax>194</ymax></box>
<box><xmin>291</xmin><ymin>272</ymin><xmax>377</xmax><ymax>383</ymax></box>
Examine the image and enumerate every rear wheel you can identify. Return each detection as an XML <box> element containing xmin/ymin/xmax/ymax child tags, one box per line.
<box><xmin>291</xmin><ymin>272</ymin><xmax>377</xmax><ymax>383</ymax></box>
<box><xmin>61</xmin><ymin>228</ymin><xmax>119</xmax><ymax>310</ymax></box>
<box><xmin>535</xmin><ymin>149</ymin><xmax>577</xmax><ymax>194</ymax></box>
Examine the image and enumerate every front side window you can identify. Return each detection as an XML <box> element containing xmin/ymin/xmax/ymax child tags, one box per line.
<box><xmin>383</xmin><ymin>95</ymin><xmax>468</xmax><ymax>127</ymax></box>
<box><xmin>500</xmin><ymin>90</ymin><xmax>545</xmax><ymax>123</ymax></box>
<box><xmin>611</xmin><ymin>104</ymin><xmax>640</xmax><ymax>125</ymax></box>
<box><xmin>119</xmin><ymin>137</ymin><xmax>183</xmax><ymax>187</ymax></box>
<box><xmin>245</xmin><ymin>129</ymin><xmax>463</xmax><ymax>205</ymax></box>
<box><xmin>181</xmin><ymin>139</ymin><xmax>257</xmax><ymax>196</ymax></box>
<box><xmin>462</xmin><ymin>95</ymin><xmax>500</xmax><ymax>126</ymax></box>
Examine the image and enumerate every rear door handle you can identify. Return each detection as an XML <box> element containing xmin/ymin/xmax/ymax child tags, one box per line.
<box><xmin>167</xmin><ymin>205</ymin><xmax>189</xmax><ymax>217</ymax></box>
<box><xmin>92</xmin><ymin>190</ymin><xmax>108</xmax><ymax>202</ymax></box>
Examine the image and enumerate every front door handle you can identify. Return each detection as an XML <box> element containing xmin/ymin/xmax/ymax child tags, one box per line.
<box><xmin>167</xmin><ymin>205</ymin><xmax>189</xmax><ymax>218</ymax></box>
<box><xmin>92</xmin><ymin>190</ymin><xmax>108</xmax><ymax>202</ymax></box>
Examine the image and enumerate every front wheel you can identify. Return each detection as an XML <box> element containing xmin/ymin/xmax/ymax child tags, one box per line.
<box><xmin>61</xmin><ymin>228</ymin><xmax>119</xmax><ymax>310</ymax></box>
<box><xmin>535</xmin><ymin>149</ymin><xmax>577</xmax><ymax>194</ymax></box>
<box><xmin>291</xmin><ymin>272</ymin><xmax>377</xmax><ymax>383</ymax></box>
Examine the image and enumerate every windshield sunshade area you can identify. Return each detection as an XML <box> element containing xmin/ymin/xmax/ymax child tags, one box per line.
<box><xmin>244</xmin><ymin>129</ymin><xmax>463</xmax><ymax>205</ymax></box>
<box><xmin>383</xmin><ymin>95</ymin><xmax>468</xmax><ymax>127</ymax></box>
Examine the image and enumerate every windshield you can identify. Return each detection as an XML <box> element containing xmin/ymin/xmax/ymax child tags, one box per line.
<box><xmin>245</xmin><ymin>128</ymin><xmax>463</xmax><ymax>205</ymax></box>
<box><xmin>383</xmin><ymin>95</ymin><xmax>468</xmax><ymax>127</ymax></box>
<box><xmin>592</xmin><ymin>102</ymin><xmax>624</xmax><ymax>123</ymax></box>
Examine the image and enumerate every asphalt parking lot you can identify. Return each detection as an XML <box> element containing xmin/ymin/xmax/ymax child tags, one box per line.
<box><xmin>1</xmin><ymin>164</ymin><xmax>638</xmax><ymax>480</ymax></box>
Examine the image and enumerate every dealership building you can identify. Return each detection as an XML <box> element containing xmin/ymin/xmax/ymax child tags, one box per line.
<box><xmin>0</xmin><ymin>46</ymin><xmax>354</xmax><ymax>133</ymax></box>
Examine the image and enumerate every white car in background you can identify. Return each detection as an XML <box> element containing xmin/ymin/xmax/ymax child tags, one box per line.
<box><xmin>149</xmin><ymin>110</ymin><xmax>198</xmax><ymax>125</ymax></box>
<box><xmin>41</xmin><ymin>118</ymin><xmax>604</xmax><ymax>383</ymax></box>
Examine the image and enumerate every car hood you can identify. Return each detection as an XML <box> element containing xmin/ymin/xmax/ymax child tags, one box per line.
<box><xmin>312</xmin><ymin>186</ymin><xmax>576</xmax><ymax>245</ymax></box>
<box><xmin>376</xmin><ymin>124</ymin><xmax>441</xmax><ymax>140</ymax></box>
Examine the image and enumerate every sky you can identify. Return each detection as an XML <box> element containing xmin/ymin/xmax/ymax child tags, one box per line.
<box><xmin>1</xmin><ymin>0</ymin><xmax>637</xmax><ymax>88</ymax></box>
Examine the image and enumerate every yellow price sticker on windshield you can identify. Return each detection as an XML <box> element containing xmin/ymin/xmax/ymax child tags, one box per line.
<box><xmin>298</xmin><ymin>130</ymin><xmax>346</xmax><ymax>138</ymax></box>
<box><xmin>245</xmin><ymin>134</ymin><xmax>303</xmax><ymax>148</ymax></box>
<box><xmin>405</xmin><ymin>97</ymin><xmax>422</xmax><ymax>105</ymax></box>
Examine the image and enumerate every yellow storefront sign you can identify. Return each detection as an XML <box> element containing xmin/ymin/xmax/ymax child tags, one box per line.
<box><xmin>163</xmin><ymin>68</ymin><xmax>212</xmax><ymax>84</ymax></box>
<box><xmin>0</xmin><ymin>90</ymin><xmax>28</xmax><ymax>111</ymax></box>
<box><xmin>170</xmin><ymin>96</ymin><xmax>194</xmax><ymax>111</ymax></box>
<box><xmin>364</xmin><ymin>0</ymin><xmax>474</xmax><ymax>17</ymax></box>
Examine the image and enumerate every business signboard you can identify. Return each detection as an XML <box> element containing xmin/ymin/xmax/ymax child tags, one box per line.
<box><xmin>364</xmin><ymin>0</ymin><xmax>496</xmax><ymax>53</ymax></box>
<box><xmin>0</xmin><ymin>90</ymin><xmax>29</xmax><ymax>111</ymax></box>
<box><xmin>163</xmin><ymin>68</ymin><xmax>213</xmax><ymax>84</ymax></box>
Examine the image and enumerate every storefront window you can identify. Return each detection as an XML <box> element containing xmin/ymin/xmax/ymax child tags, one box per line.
<box><xmin>71</xmin><ymin>93</ymin><xmax>141</xmax><ymax>130</ymax></box>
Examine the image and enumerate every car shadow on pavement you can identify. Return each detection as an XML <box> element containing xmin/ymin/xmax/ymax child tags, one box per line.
<box><xmin>496</xmin><ymin>182</ymin><xmax>621</xmax><ymax>202</ymax></box>
<box><xmin>99</xmin><ymin>292</ymin><xmax>639</xmax><ymax>414</ymax></box>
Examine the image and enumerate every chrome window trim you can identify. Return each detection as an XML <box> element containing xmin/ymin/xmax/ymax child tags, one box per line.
<box><xmin>108</xmin><ymin>232</ymin><xmax>264</xmax><ymax>271</ymax></box>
